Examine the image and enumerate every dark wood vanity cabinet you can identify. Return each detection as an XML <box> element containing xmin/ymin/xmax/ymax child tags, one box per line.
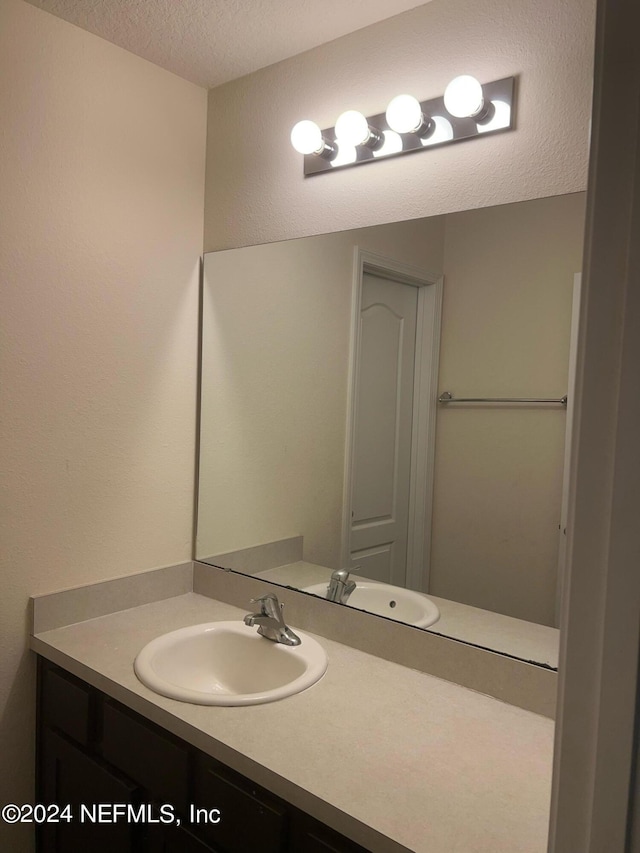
<box><xmin>36</xmin><ymin>658</ymin><xmax>370</xmax><ymax>853</ymax></box>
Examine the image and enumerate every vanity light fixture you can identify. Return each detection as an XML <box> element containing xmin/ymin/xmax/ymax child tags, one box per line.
<box><xmin>291</xmin><ymin>74</ymin><xmax>515</xmax><ymax>176</ymax></box>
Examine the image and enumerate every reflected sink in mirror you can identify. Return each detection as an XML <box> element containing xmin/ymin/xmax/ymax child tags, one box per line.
<box><xmin>134</xmin><ymin>621</ymin><xmax>327</xmax><ymax>706</ymax></box>
<box><xmin>304</xmin><ymin>581</ymin><xmax>440</xmax><ymax>628</ymax></box>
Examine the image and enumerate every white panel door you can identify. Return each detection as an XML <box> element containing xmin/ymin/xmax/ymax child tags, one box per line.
<box><xmin>349</xmin><ymin>272</ymin><xmax>418</xmax><ymax>585</ymax></box>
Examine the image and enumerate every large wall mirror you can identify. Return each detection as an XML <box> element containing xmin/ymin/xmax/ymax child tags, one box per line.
<box><xmin>196</xmin><ymin>191</ymin><xmax>587</xmax><ymax>669</ymax></box>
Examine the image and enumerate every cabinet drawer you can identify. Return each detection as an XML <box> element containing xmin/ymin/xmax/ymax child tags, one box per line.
<box><xmin>193</xmin><ymin>754</ymin><xmax>287</xmax><ymax>853</ymax></box>
<box><xmin>41</xmin><ymin>663</ymin><xmax>92</xmax><ymax>747</ymax></box>
<box><xmin>101</xmin><ymin>701</ymin><xmax>189</xmax><ymax>813</ymax></box>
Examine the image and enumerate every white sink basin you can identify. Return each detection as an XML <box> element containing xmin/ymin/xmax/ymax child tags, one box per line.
<box><xmin>134</xmin><ymin>621</ymin><xmax>327</xmax><ymax>706</ymax></box>
<box><xmin>304</xmin><ymin>581</ymin><xmax>440</xmax><ymax>628</ymax></box>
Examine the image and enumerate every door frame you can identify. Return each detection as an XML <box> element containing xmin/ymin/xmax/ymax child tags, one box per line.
<box><xmin>341</xmin><ymin>248</ymin><xmax>443</xmax><ymax>591</ymax></box>
<box><xmin>555</xmin><ymin>272</ymin><xmax>582</xmax><ymax>627</ymax></box>
<box><xmin>549</xmin><ymin>0</ymin><xmax>640</xmax><ymax>848</ymax></box>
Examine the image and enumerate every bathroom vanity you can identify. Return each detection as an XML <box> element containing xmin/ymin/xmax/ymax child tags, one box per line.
<box><xmin>37</xmin><ymin>658</ymin><xmax>367</xmax><ymax>853</ymax></box>
<box><xmin>31</xmin><ymin>567</ymin><xmax>555</xmax><ymax>853</ymax></box>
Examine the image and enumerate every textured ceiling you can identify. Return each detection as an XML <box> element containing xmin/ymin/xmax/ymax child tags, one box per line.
<box><xmin>25</xmin><ymin>0</ymin><xmax>431</xmax><ymax>88</ymax></box>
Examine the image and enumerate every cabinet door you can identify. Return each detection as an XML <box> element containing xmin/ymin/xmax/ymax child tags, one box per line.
<box><xmin>40</xmin><ymin>664</ymin><xmax>93</xmax><ymax>747</ymax></box>
<box><xmin>40</xmin><ymin>728</ymin><xmax>139</xmax><ymax>853</ymax></box>
<box><xmin>192</xmin><ymin>754</ymin><xmax>287</xmax><ymax>853</ymax></box>
<box><xmin>146</xmin><ymin>819</ymin><xmax>222</xmax><ymax>853</ymax></box>
<box><xmin>288</xmin><ymin>811</ymin><xmax>372</xmax><ymax>853</ymax></box>
<box><xmin>101</xmin><ymin>700</ymin><xmax>189</xmax><ymax>814</ymax></box>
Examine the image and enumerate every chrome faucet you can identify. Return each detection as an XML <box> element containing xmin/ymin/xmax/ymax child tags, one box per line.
<box><xmin>243</xmin><ymin>593</ymin><xmax>301</xmax><ymax>646</ymax></box>
<box><xmin>326</xmin><ymin>569</ymin><xmax>356</xmax><ymax>604</ymax></box>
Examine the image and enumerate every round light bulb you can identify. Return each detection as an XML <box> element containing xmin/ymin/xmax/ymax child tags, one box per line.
<box><xmin>290</xmin><ymin>120</ymin><xmax>323</xmax><ymax>155</ymax></box>
<box><xmin>443</xmin><ymin>75</ymin><xmax>484</xmax><ymax>118</ymax></box>
<box><xmin>335</xmin><ymin>110</ymin><xmax>370</xmax><ymax>146</ymax></box>
<box><xmin>385</xmin><ymin>94</ymin><xmax>424</xmax><ymax>134</ymax></box>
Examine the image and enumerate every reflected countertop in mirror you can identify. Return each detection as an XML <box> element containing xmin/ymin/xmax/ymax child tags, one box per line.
<box><xmin>196</xmin><ymin>192</ymin><xmax>586</xmax><ymax>668</ymax></box>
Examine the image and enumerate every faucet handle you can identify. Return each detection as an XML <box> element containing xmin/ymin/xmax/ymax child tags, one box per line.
<box><xmin>330</xmin><ymin>566</ymin><xmax>361</xmax><ymax>578</ymax></box>
<box><xmin>249</xmin><ymin>592</ymin><xmax>282</xmax><ymax>617</ymax></box>
<box><xmin>330</xmin><ymin>568</ymin><xmax>351</xmax><ymax>582</ymax></box>
<box><xmin>327</xmin><ymin>568</ymin><xmax>357</xmax><ymax>604</ymax></box>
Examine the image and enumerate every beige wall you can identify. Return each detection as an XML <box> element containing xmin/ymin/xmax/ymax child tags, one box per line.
<box><xmin>204</xmin><ymin>0</ymin><xmax>595</xmax><ymax>251</ymax></box>
<box><xmin>198</xmin><ymin>218</ymin><xmax>445</xmax><ymax>566</ymax></box>
<box><xmin>431</xmin><ymin>193</ymin><xmax>587</xmax><ymax>624</ymax></box>
<box><xmin>0</xmin><ymin>2</ymin><xmax>206</xmax><ymax>849</ymax></box>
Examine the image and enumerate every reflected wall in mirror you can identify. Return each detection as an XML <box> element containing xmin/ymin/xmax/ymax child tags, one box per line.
<box><xmin>197</xmin><ymin>192</ymin><xmax>586</xmax><ymax>668</ymax></box>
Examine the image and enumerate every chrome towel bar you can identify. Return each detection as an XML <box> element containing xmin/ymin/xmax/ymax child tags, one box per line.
<box><xmin>438</xmin><ymin>391</ymin><xmax>568</xmax><ymax>406</ymax></box>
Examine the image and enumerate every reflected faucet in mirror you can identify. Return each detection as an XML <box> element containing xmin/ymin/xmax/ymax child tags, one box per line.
<box><xmin>326</xmin><ymin>569</ymin><xmax>357</xmax><ymax>604</ymax></box>
<box><xmin>304</xmin><ymin>573</ymin><xmax>441</xmax><ymax>629</ymax></box>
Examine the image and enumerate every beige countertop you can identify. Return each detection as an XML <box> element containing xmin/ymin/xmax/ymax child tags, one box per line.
<box><xmin>31</xmin><ymin>591</ymin><xmax>554</xmax><ymax>853</ymax></box>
